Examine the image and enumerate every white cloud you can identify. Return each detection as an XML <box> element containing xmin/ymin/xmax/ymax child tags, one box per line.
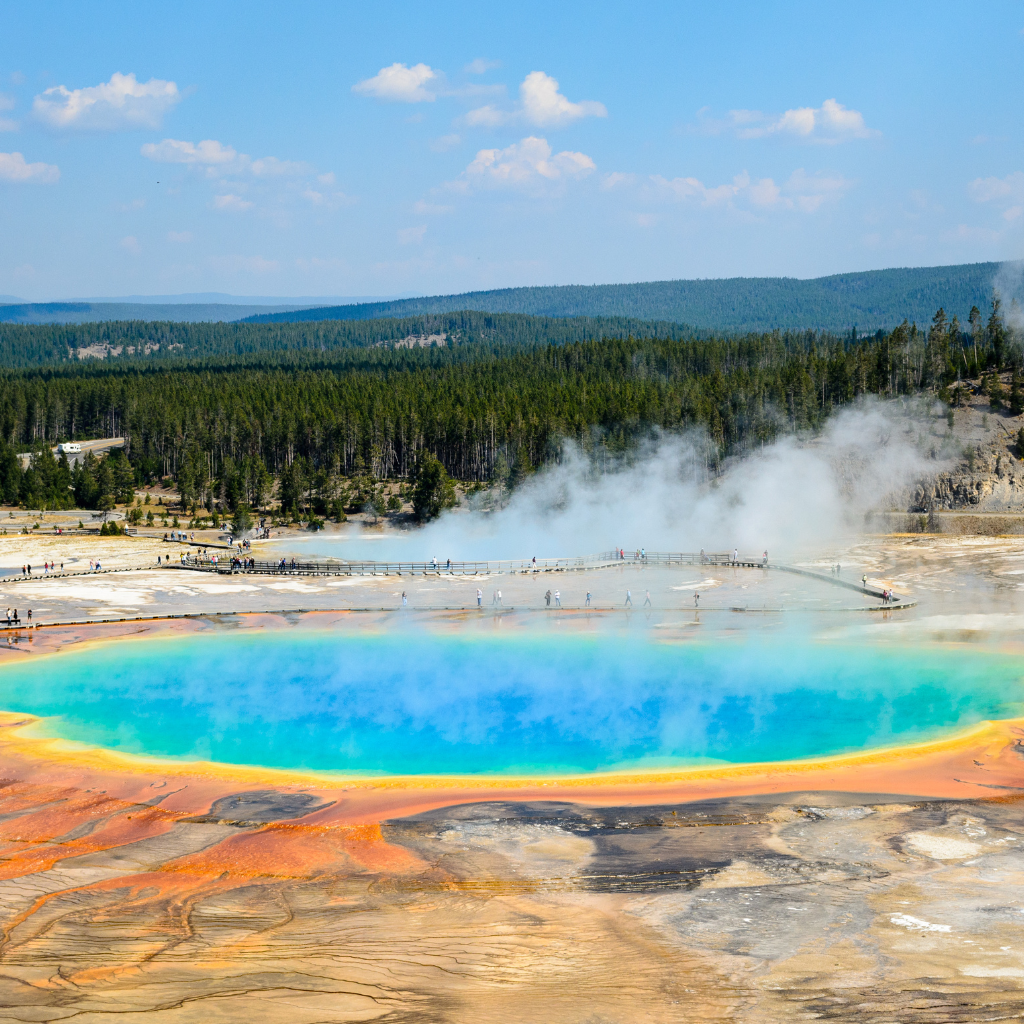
<box><xmin>460</xmin><ymin>136</ymin><xmax>595</xmax><ymax>190</ymax></box>
<box><xmin>352</xmin><ymin>63</ymin><xmax>437</xmax><ymax>102</ymax></box>
<box><xmin>520</xmin><ymin>71</ymin><xmax>607</xmax><ymax>127</ymax></box>
<box><xmin>466</xmin><ymin>71</ymin><xmax>606</xmax><ymax>129</ymax></box>
<box><xmin>968</xmin><ymin>172</ymin><xmax>1024</xmax><ymax>228</ymax></box>
<box><xmin>317</xmin><ymin>171</ymin><xmax>336</xmax><ymax>185</ymax></box>
<box><xmin>167</xmin><ymin>230</ymin><xmax>192</xmax><ymax>242</ymax></box>
<box><xmin>119</xmin><ymin>235</ymin><xmax>140</xmax><ymax>253</ymax></box>
<box><xmin>141</xmin><ymin>138</ymin><xmax>238</xmax><ymax>166</ymax></box>
<box><xmin>699</xmin><ymin>99</ymin><xmax>876</xmax><ymax>144</ymax></box>
<box><xmin>430</xmin><ymin>133</ymin><xmax>462</xmax><ymax>152</ymax></box>
<box><xmin>212</xmin><ymin>193</ymin><xmax>252</xmax><ymax>212</ymax></box>
<box><xmin>397</xmin><ymin>224</ymin><xmax>427</xmax><ymax>244</ymax></box>
<box><xmin>602</xmin><ymin>171</ymin><xmax>636</xmax><ymax>189</ymax></box>
<box><xmin>651</xmin><ymin>167</ymin><xmax>850</xmax><ymax>212</ymax></box>
<box><xmin>969</xmin><ymin>171</ymin><xmax>1024</xmax><ymax>204</ymax></box>
<box><xmin>0</xmin><ymin>151</ymin><xmax>59</xmax><ymax>183</ymax></box>
<box><xmin>0</xmin><ymin>119</ymin><xmax>16</xmax><ymax>132</ymax></box>
<box><xmin>142</xmin><ymin>139</ymin><xmax>320</xmax><ymax>193</ymax></box>
<box><xmin>33</xmin><ymin>72</ymin><xmax>180</xmax><ymax>130</ymax></box>
<box><xmin>466</xmin><ymin>58</ymin><xmax>500</xmax><ymax>75</ymax></box>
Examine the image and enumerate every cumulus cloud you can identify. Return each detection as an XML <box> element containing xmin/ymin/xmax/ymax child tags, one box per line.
<box><xmin>212</xmin><ymin>193</ymin><xmax>252</xmax><ymax>212</ymax></box>
<box><xmin>141</xmin><ymin>138</ymin><xmax>238</xmax><ymax>166</ymax></box>
<box><xmin>33</xmin><ymin>72</ymin><xmax>180</xmax><ymax>130</ymax></box>
<box><xmin>969</xmin><ymin>171</ymin><xmax>1024</xmax><ymax>221</ymax></box>
<box><xmin>699</xmin><ymin>99</ymin><xmax>876</xmax><ymax>144</ymax></box>
<box><xmin>352</xmin><ymin>63</ymin><xmax>437</xmax><ymax>102</ymax></box>
<box><xmin>0</xmin><ymin>151</ymin><xmax>59</xmax><ymax>183</ymax></box>
<box><xmin>651</xmin><ymin>167</ymin><xmax>850</xmax><ymax>213</ymax></box>
<box><xmin>167</xmin><ymin>230</ymin><xmax>192</xmax><ymax>242</ymax></box>
<box><xmin>142</xmin><ymin>138</ymin><xmax>323</xmax><ymax>192</ymax></box>
<box><xmin>119</xmin><ymin>235</ymin><xmax>141</xmax><ymax>253</ymax></box>
<box><xmin>466</xmin><ymin>71</ymin><xmax>606</xmax><ymax>128</ymax></box>
<box><xmin>460</xmin><ymin>136</ymin><xmax>595</xmax><ymax>189</ymax></box>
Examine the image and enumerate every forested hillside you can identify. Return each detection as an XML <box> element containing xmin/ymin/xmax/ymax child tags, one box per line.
<box><xmin>243</xmin><ymin>263</ymin><xmax>1010</xmax><ymax>333</ymax></box>
<box><xmin>0</xmin><ymin>312</ymin><xmax>697</xmax><ymax>370</ymax></box>
<box><xmin>0</xmin><ymin>302</ymin><xmax>1008</xmax><ymax>514</ymax></box>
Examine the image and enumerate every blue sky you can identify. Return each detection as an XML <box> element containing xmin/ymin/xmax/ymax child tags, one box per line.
<box><xmin>1</xmin><ymin>0</ymin><xmax>1023</xmax><ymax>300</ymax></box>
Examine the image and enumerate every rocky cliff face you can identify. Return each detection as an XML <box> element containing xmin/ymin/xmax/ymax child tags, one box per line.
<box><xmin>907</xmin><ymin>455</ymin><xmax>1024</xmax><ymax>512</ymax></box>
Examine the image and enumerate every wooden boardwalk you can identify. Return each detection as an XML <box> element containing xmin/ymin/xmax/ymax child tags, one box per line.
<box><xmin>172</xmin><ymin>550</ymin><xmax>915</xmax><ymax>608</ymax></box>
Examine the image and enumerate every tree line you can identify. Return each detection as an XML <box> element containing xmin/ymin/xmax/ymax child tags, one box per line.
<box><xmin>0</xmin><ymin>299</ymin><xmax>1014</xmax><ymax>516</ymax></box>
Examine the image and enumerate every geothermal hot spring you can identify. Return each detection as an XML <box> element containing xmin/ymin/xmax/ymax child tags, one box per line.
<box><xmin>2</xmin><ymin>630</ymin><xmax>1022</xmax><ymax>775</ymax></box>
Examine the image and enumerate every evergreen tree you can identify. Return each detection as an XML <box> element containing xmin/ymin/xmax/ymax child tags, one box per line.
<box><xmin>988</xmin><ymin>296</ymin><xmax>1006</xmax><ymax>368</ymax></box>
<box><xmin>412</xmin><ymin>452</ymin><xmax>457</xmax><ymax>522</ymax></box>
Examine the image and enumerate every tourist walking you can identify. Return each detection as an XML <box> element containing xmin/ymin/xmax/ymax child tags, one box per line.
<box><xmin>585</xmin><ymin>592</ymin><xmax>591</xmax><ymax>607</ymax></box>
<box><xmin>733</xmin><ymin>548</ymin><xmax>738</xmax><ymax>563</ymax></box>
<box><xmin>694</xmin><ymin>591</ymin><xmax>699</xmax><ymax>607</ymax></box>
<box><xmin>625</xmin><ymin>590</ymin><xmax>632</xmax><ymax>607</ymax></box>
<box><xmin>644</xmin><ymin>591</ymin><xmax>651</xmax><ymax>607</ymax></box>
<box><xmin>554</xmin><ymin>590</ymin><xmax>561</xmax><ymax>607</ymax></box>
<box><xmin>545</xmin><ymin>589</ymin><xmax>551</xmax><ymax>607</ymax></box>
<box><xmin>496</xmin><ymin>589</ymin><xmax>502</xmax><ymax>607</ymax></box>
<box><xmin>402</xmin><ymin>591</ymin><xmax>407</xmax><ymax>607</ymax></box>
<box><xmin>476</xmin><ymin>588</ymin><xmax>482</xmax><ymax>607</ymax></box>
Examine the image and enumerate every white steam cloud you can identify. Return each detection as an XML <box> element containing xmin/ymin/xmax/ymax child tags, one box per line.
<box><xmin>284</xmin><ymin>400</ymin><xmax>948</xmax><ymax>563</ymax></box>
<box><xmin>993</xmin><ymin>260</ymin><xmax>1024</xmax><ymax>332</ymax></box>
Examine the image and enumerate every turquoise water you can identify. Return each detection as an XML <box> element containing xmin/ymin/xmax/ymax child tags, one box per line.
<box><xmin>1</xmin><ymin>631</ymin><xmax>1021</xmax><ymax>775</ymax></box>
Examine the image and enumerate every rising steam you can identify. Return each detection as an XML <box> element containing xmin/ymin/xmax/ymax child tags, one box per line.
<box><xmin>403</xmin><ymin>398</ymin><xmax>949</xmax><ymax>560</ymax></box>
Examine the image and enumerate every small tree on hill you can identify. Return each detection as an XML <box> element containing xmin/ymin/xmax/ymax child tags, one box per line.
<box><xmin>412</xmin><ymin>452</ymin><xmax>457</xmax><ymax>522</ymax></box>
<box><xmin>232</xmin><ymin>503</ymin><xmax>254</xmax><ymax>537</ymax></box>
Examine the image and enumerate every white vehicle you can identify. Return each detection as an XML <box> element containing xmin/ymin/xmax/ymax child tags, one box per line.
<box><xmin>57</xmin><ymin>443</ymin><xmax>82</xmax><ymax>454</ymax></box>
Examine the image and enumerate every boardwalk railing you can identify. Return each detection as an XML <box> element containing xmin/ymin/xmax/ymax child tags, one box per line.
<box><xmin>172</xmin><ymin>550</ymin><xmax>910</xmax><ymax>606</ymax></box>
<box><xmin>176</xmin><ymin>550</ymin><xmax>762</xmax><ymax>578</ymax></box>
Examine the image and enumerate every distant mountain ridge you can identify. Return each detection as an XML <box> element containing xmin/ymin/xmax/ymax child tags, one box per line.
<box><xmin>0</xmin><ymin>301</ymin><xmax>318</xmax><ymax>325</ymax></box>
<box><xmin>242</xmin><ymin>262</ymin><xmax>1012</xmax><ymax>333</ymax></box>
